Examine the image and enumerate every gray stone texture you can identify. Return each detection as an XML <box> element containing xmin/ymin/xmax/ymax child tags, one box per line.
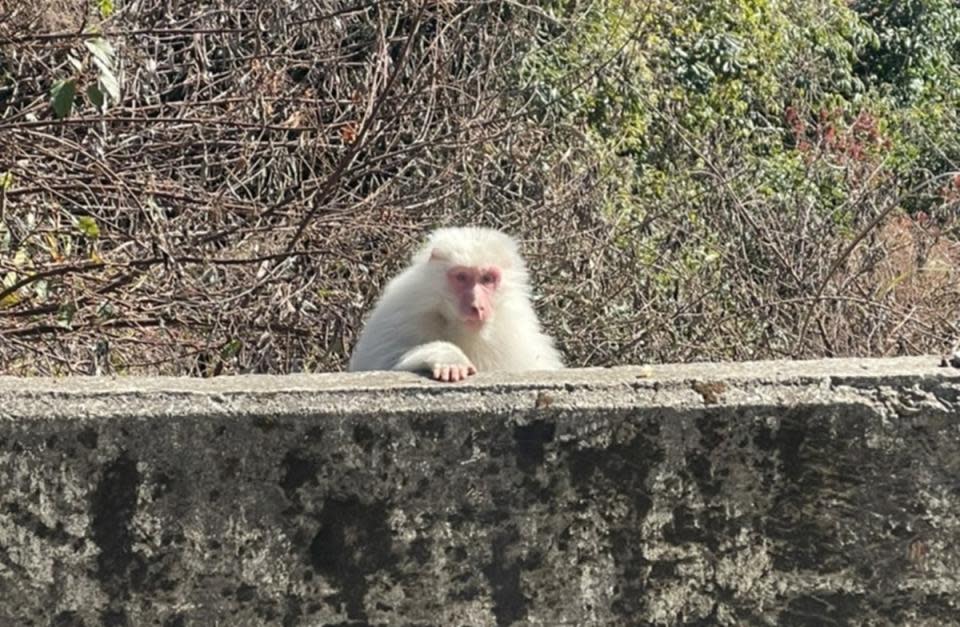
<box><xmin>0</xmin><ymin>357</ymin><xmax>959</xmax><ymax>626</ymax></box>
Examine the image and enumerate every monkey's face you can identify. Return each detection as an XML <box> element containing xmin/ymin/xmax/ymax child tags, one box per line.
<box><xmin>445</xmin><ymin>265</ymin><xmax>501</xmax><ymax>330</ymax></box>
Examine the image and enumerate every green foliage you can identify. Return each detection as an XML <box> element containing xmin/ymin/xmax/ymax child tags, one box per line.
<box><xmin>50</xmin><ymin>79</ymin><xmax>77</xmax><ymax>118</ymax></box>
<box><xmin>75</xmin><ymin>216</ymin><xmax>100</xmax><ymax>239</ymax></box>
<box><xmin>49</xmin><ymin>35</ymin><xmax>119</xmax><ymax>117</ymax></box>
<box><xmin>220</xmin><ymin>339</ymin><xmax>242</xmax><ymax>360</ymax></box>
<box><xmin>520</xmin><ymin>0</ymin><xmax>960</xmax><ymax>359</ymax></box>
<box><xmin>853</xmin><ymin>0</ymin><xmax>960</xmax><ymax>99</ymax></box>
<box><xmin>97</xmin><ymin>0</ymin><xmax>116</xmax><ymax>18</ymax></box>
<box><xmin>86</xmin><ymin>83</ymin><xmax>105</xmax><ymax>109</ymax></box>
<box><xmin>84</xmin><ymin>37</ymin><xmax>120</xmax><ymax>103</ymax></box>
<box><xmin>528</xmin><ymin>0</ymin><xmax>960</xmax><ymax>222</ymax></box>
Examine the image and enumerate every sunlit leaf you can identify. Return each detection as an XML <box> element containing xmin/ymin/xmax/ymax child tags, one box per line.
<box><xmin>99</xmin><ymin>71</ymin><xmax>120</xmax><ymax>103</ymax></box>
<box><xmin>35</xmin><ymin>280</ymin><xmax>48</xmax><ymax>301</ymax></box>
<box><xmin>0</xmin><ymin>292</ymin><xmax>20</xmax><ymax>309</ymax></box>
<box><xmin>98</xmin><ymin>0</ymin><xmax>115</xmax><ymax>18</ymax></box>
<box><xmin>84</xmin><ymin>37</ymin><xmax>114</xmax><ymax>68</ymax></box>
<box><xmin>97</xmin><ymin>301</ymin><xmax>115</xmax><ymax>319</ymax></box>
<box><xmin>76</xmin><ymin>216</ymin><xmax>100</xmax><ymax>238</ymax></box>
<box><xmin>2</xmin><ymin>269</ymin><xmax>25</xmax><ymax>308</ymax></box>
<box><xmin>67</xmin><ymin>54</ymin><xmax>83</xmax><ymax>73</ymax></box>
<box><xmin>50</xmin><ymin>79</ymin><xmax>76</xmax><ymax>118</ymax></box>
<box><xmin>0</xmin><ymin>172</ymin><xmax>12</xmax><ymax>190</ymax></box>
<box><xmin>85</xmin><ymin>37</ymin><xmax>120</xmax><ymax>102</ymax></box>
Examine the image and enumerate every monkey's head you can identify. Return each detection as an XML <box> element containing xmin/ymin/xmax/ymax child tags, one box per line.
<box><xmin>415</xmin><ymin>227</ymin><xmax>529</xmax><ymax>331</ymax></box>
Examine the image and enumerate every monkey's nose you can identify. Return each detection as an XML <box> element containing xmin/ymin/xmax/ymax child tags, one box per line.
<box><xmin>466</xmin><ymin>304</ymin><xmax>488</xmax><ymax>322</ymax></box>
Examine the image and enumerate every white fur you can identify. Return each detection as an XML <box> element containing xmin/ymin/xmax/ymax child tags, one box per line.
<box><xmin>349</xmin><ymin>227</ymin><xmax>564</xmax><ymax>375</ymax></box>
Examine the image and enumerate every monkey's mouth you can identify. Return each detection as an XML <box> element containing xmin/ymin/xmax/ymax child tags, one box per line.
<box><xmin>461</xmin><ymin>317</ymin><xmax>487</xmax><ymax>331</ymax></box>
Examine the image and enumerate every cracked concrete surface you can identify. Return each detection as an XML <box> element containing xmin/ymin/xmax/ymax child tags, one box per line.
<box><xmin>0</xmin><ymin>357</ymin><xmax>958</xmax><ymax>625</ymax></box>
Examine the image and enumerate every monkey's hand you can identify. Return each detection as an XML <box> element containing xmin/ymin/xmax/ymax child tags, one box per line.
<box><xmin>394</xmin><ymin>341</ymin><xmax>477</xmax><ymax>382</ymax></box>
<box><xmin>431</xmin><ymin>363</ymin><xmax>477</xmax><ymax>382</ymax></box>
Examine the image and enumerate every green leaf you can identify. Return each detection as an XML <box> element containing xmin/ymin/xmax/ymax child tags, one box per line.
<box><xmin>97</xmin><ymin>301</ymin><xmax>115</xmax><ymax>319</ymax></box>
<box><xmin>0</xmin><ymin>172</ymin><xmax>12</xmax><ymax>190</ymax></box>
<box><xmin>56</xmin><ymin>302</ymin><xmax>77</xmax><ymax>328</ymax></box>
<box><xmin>86</xmin><ymin>84</ymin><xmax>105</xmax><ymax>109</ymax></box>
<box><xmin>0</xmin><ymin>291</ymin><xmax>21</xmax><ymax>309</ymax></box>
<box><xmin>84</xmin><ymin>37</ymin><xmax>120</xmax><ymax>102</ymax></box>
<box><xmin>220</xmin><ymin>339</ymin><xmax>242</xmax><ymax>360</ymax></box>
<box><xmin>34</xmin><ymin>280</ymin><xmax>48</xmax><ymax>301</ymax></box>
<box><xmin>50</xmin><ymin>79</ymin><xmax>76</xmax><ymax>118</ymax></box>
<box><xmin>98</xmin><ymin>0</ymin><xmax>115</xmax><ymax>18</ymax></box>
<box><xmin>84</xmin><ymin>37</ymin><xmax>114</xmax><ymax>69</ymax></box>
<box><xmin>76</xmin><ymin>216</ymin><xmax>100</xmax><ymax>238</ymax></box>
<box><xmin>99</xmin><ymin>71</ymin><xmax>120</xmax><ymax>103</ymax></box>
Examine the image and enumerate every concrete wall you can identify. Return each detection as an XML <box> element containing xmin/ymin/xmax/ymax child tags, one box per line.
<box><xmin>1</xmin><ymin>357</ymin><xmax>958</xmax><ymax>626</ymax></box>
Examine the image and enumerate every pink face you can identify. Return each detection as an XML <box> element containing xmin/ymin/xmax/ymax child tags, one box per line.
<box><xmin>446</xmin><ymin>265</ymin><xmax>501</xmax><ymax>328</ymax></box>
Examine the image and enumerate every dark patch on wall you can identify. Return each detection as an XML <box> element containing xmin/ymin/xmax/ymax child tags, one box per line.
<box><xmin>280</xmin><ymin>450</ymin><xmax>317</xmax><ymax>502</ymax></box>
<box><xmin>252</xmin><ymin>415</ymin><xmax>292</xmax><ymax>432</ymax></box>
<box><xmin>513</xmin><ymin>420</ymin><xmax>556</xmax><ymax>473</ymax></box>
<box><xmin>162</xmin><ymin>614</ymin><xmax>185</xmax><ymax>627</ymax></box>
<box><xmin>773</xmin><ymin>411</ymin><xmax>808</xmax><ymax>483</ymax></box>
<box><xmin>77</xmin><ymin>427</ymin><xmax>98</xmax><ymax>449</ymax></box>
<box><xmin>352</xmin><ymin>424</ymin><xmax>376</xmax><ymax>453</ymax></box>
<box><xmin>565</xmin><ymin>422</ymin><xmax>662</xmax><ymax>516</ymax></box>
<box><xmin>220</xmin><ymin>456</ymin><xmax>240</xmax><ymax>480</ymax></box>
<box><xmin>608</xmin><ymin>529</ymin><xmax>650</xmax><ymax>618</ymax></box>
<box><xmin>236</xmin><ymin>583</ymin><xmax>257</xmax><ymax>602</ymax></box>
<box><xmin>482</xmin><ymin>526</ymin><xmax>529</xmax><ymax>627</ymax></box>
<box><xmin>648</xmin><ymin>560</ymin><xmax>677</xmax><ymax>579</ymax></box>
<box><xmin>150</xmin><ymin>471</ymin><xmax>175</xmax><ymax>500</ymax></box>
<box><xmin>750</xmin><ymin>419</ymin><xmax>779</xmax><ymax>491</ymax></box>
<box><xmin>675</xmin><ymin>409</ymin><xmax>765</xmax><ymax>552</ymax></box>
<box><xmin>90</xmin><ymin>453</ymin><xmax>144</xmax><ymax>599</ymax></box>
<box><xmin>409</xmin><ymin>537</ymin><xmax>431</xmax><ymax>565</ymax></box>
<box><xmin>561</xmin><ymin>416</ymin><xmax>664</xmax><ymax>619</ymax></box>
<box><xmin>100</xmin><ymin>608</ymin><xmax>129</xmax><ymax>626</ymax></box>
<box><xmin>309</xmin><ymin>496</ymin><xmax>396</xmax><ymax>620</ymax></box>
<box><xmin>689</xmin><ymin>409</ymin><xmax>728</xmax><ymax>497</ymax></box>
<box><xmin>664</xmin><ymin>503</ymin><xmax>706</xmax><ymax>544</ymax></box>
<box><xmin>410</xmin><ymin>416</ymin><xmax>447</xmax><ymax>440</ymax></box>
<box><xmin>304</xmin><ymin>425</ymin><xmax>325</xmax><ymax>442</ymax></box>
<box><xmin>781</xmin><ymin>592</ymin><xmax>865</xmax><ymax>626</ymax></box>
<box><xmin>52</xmin><ymin>611</ymin><xmax>86</xmax><ymax>627</ymax></box>
<box><xmin>282</xmin><ymin>595</ymin><xmax>303</xmax><ymax>627</ymax></box>
<box><xmin>765</xmin><ymin>409</ymin><xmax>861</xmax><ymax>572</ymax></box>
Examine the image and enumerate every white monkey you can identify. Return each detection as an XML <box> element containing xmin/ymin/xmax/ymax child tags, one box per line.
<box><xmin>349</xmin><ymin>226</ymin><xmax>564</xmax><ymax>381</ymax></box>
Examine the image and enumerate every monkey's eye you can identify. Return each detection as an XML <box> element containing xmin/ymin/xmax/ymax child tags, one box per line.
<box><xmin>480</xmin><ymin>273</ymin><xmax>496</xmax><ymax>285</ymax></box>
<box><xmin>455</xmin><ymin>272</ymin><xmax>469</xmax><ymax>283</ymax></box>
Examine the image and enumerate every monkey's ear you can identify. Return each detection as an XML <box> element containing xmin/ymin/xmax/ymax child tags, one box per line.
<box><xmin>429</xmin><ymin>249</ymin><xmax>449</xmax><ymax>263</ymax></box>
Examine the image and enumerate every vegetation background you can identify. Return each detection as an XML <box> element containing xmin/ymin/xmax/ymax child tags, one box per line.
<box><xmin>1</xmin><ymin>0</ymin><xmax>958</xmax><ymax>375</ymax></box>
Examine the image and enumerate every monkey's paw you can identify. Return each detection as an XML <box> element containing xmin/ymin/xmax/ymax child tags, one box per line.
<box><xmin>432</xmin><ymin>363</ymin><xmax>477</xmax><ymax>382</ymax></box>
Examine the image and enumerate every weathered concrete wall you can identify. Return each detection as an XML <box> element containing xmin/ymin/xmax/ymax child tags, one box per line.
<box><xmin>1</xmin><ymin>357</ymin><xmax>958</xmax><ymax>626</ymax></box>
